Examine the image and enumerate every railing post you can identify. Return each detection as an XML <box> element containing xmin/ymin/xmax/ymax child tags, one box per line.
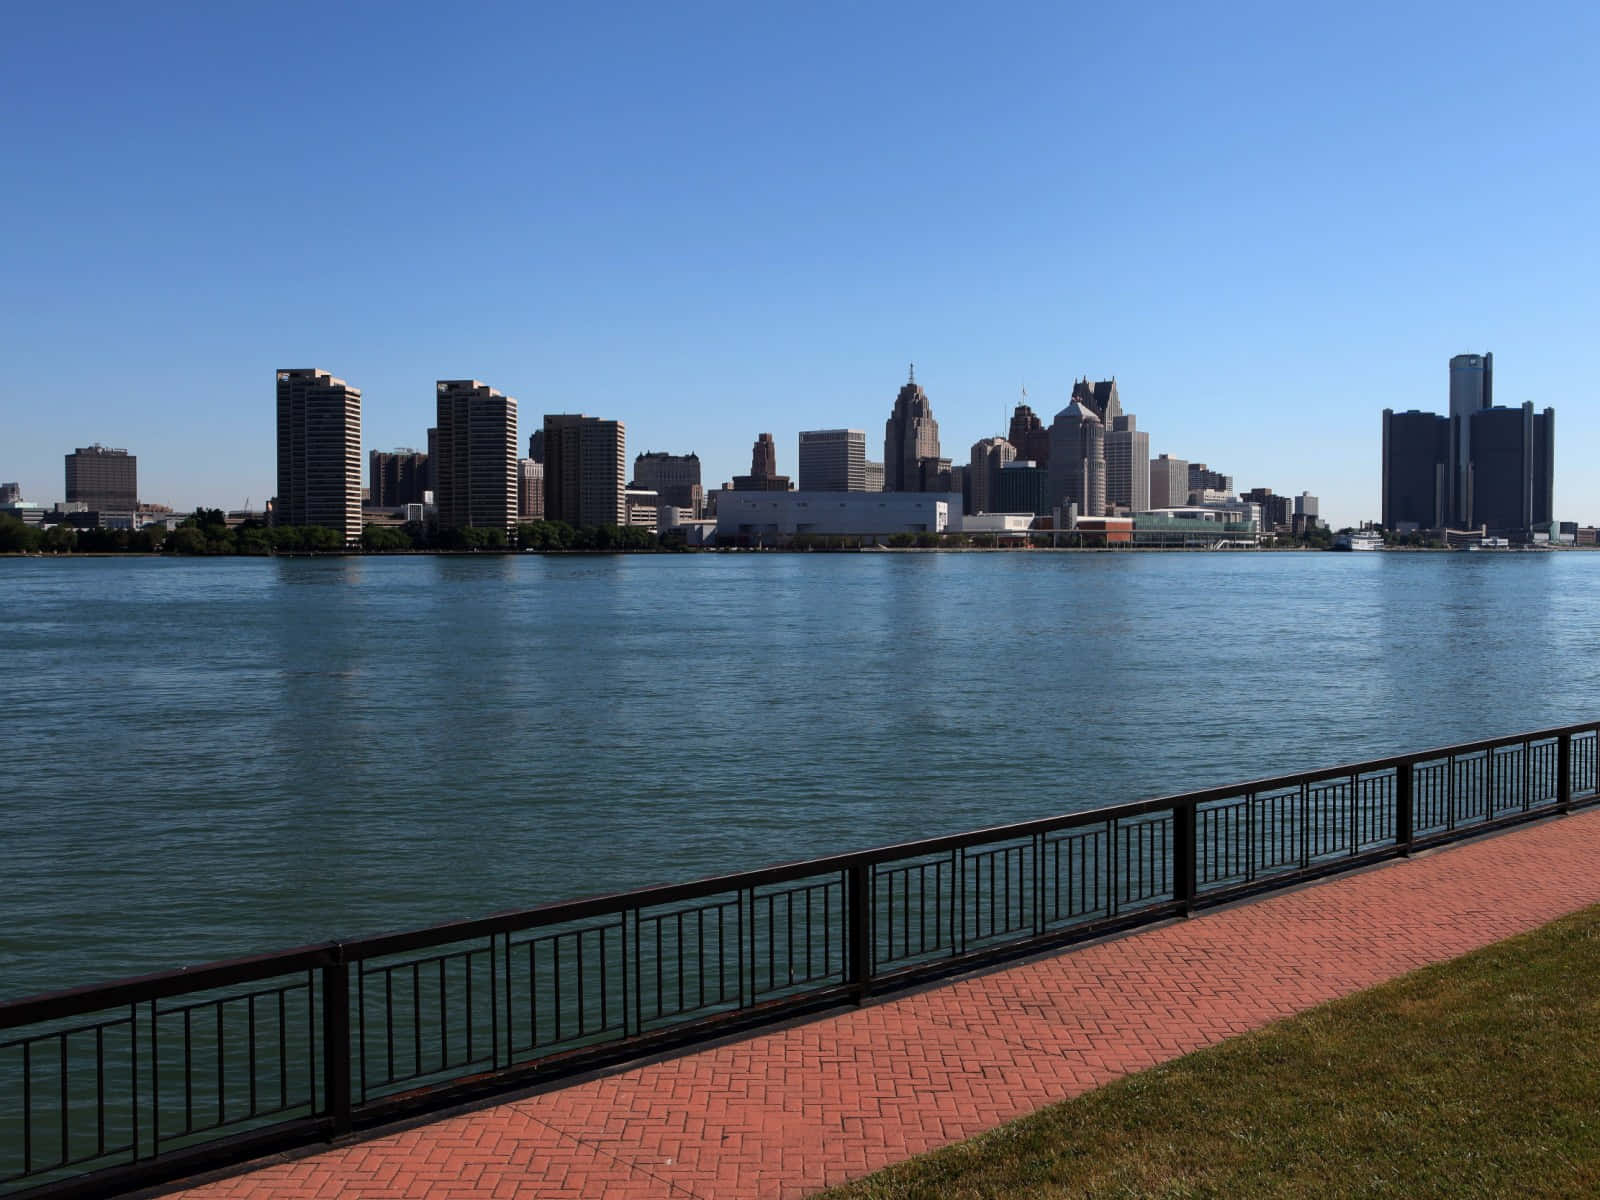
<box><xmin>1173</xmin><ymin>804</ymin><xmax>1196</xmax><ymax>916</ymax></box>
<box><xmin>1559</xmin><ymin>732</ymin><xmax>1573</xmax><ymax>813</ymax></box>
<box><xmin>322</xmin><ymin>955</ymin><xmax>352</xmax><ymax>1136</ymax></box>
<box><xmin>847</xmin><ymin>862</ymin><xmax>872</xmax><ymax>1004</ymax></box>
<box><xmin>1396</xmin><ymin>761</ymin><xmax>1414</xmax><ymax>854</ymax></box>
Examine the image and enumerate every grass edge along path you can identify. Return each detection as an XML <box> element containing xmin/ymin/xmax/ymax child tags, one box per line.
<box><xmin>815</xmin><ymin>904</ymin><xmax>1600</xmax><ymax>1200</ymax></box>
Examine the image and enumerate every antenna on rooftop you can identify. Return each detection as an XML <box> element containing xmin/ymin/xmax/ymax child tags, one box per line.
<box><xmin>908</xmin><ymin>362</ymin><xmax>915</xmax><ymax>385</ymax></box>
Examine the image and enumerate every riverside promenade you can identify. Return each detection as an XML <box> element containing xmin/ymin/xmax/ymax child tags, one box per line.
<box><xmin>163</xmin><ymin>807</ymin><xmax>1600</xmax><ymax>1200</ymax></box>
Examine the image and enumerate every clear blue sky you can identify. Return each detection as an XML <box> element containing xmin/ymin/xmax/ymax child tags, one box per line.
<box><xmin>4</xmin><ymin>1</ymin><xmax>1597</xmax><ymax>528</ymax></box>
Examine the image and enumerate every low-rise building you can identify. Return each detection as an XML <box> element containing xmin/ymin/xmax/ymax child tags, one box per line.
<box><xmin>715</xmin><ymin>490</ymin><xmax>953</xmax><ymax>542</ymax></box>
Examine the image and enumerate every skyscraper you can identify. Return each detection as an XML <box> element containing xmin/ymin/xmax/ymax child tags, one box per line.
<box><xmin>1007</xmin><ymin>402</ymin><xmax>1050</xmax><ymax>468</ymax></box>
<box><xmin>543</xmin><ymin>414</ymin><xmax>626</xmax><ymax>527</ymax></box>
<box><xmin>968</xmin><ymin>437</ymin><xmax>1015</xmax><ymax>514</ymax></box>
<box><xmin>1448</xmin><ymin>352</ymin><xmax>1492</xmax><ymax>525</ymax></box>
<box><xmin>1381</xmin><ymin>409</ymin><xmax>1449</xmax><ymax>530</ymax></box>
<box><xmin>1149</xmin><ymin>454</ymin><xmax>1189</xmax><ymax>509</ymax></box>
<box><xmin>1071</xmin><ymin>378</ymin><xmax>1123</xmax><ymax>427</ymax></box>
<box><xmin>732</xmin><ymin>434</ymin><xmax>791</xmax><ymax>491</ymax></box>
<box><xmin>883</xmin><ymin>366</ymin><xmax>942</xmax><ymax>492</ymax></box>
<box><xmin>1188</xmin><ymin>463</ymin><xmax>1233</xmax><ymax>496</ymax></box>
<box><xmin>1104</xmin><ymin>415</ymin><xmax>1150</xmax><ymax>513</ymax></box>
<box><xmin>64</xmin><ymin>445</ymin><xmax>137</xmax><ymax>511</ymax></box>
<box><xmin>1048</xmin><ymin>401</ymin><xmax>1105</xmax><ymax>518</ymax></box>
<box><xmin>275</xmin><ymin>368</ymin><xmax>362</xmax><ymax>541</ymax></box>
<box><xmin>434</xmin><ymin>380</ymin><xmax>518</xmax><ymax>532</ymax></box>
<box><xmin>369</xmin><ymin>449</ymin><xmax>429</xmax><ymax>507</ymax></box>
<box><xmin>1469</xmin><ymin>402</ymin><xmax>1554</xmax><ymax>534</ymax></box>
<box><xmin>798</xmin><ymin>429</ymin><xmax>867</xmax><ymax>491</ymax></box>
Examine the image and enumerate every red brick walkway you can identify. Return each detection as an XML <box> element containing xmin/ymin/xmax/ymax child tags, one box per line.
<box><xmin>169</xmin><ymin>809</ymin><xmax>1600</xmax><ymax>1199</ymax></box>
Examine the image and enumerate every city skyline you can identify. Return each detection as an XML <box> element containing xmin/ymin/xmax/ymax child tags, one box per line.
<box><xmin>5</xmin><ymin>5</ymin><xmax>1598</xmax><ymax>529</ymax></box>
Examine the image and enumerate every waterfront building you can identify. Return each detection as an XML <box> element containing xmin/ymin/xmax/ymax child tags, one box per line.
<box><xmin>1071</xmin><ymin>378</ymin><xmax>1122</xmax><ymax>427</ymax></box>
<box><xmin>1134</xmin><ymin>509</ymin><xmax>1258</xmax><ymax>547</ymax></box>
<box><xmin>518</xmin><ymin>458</ymin><xmax>545</xmax><ymax>520</ymax></box>
<box><xmin>1381</xmin><ymin>408</ymin><xmax>1449</xmax><ymax>530</ymax></box>
<box><xmin>1105</xmin><ymin>415</ymin><xmax>1150</xmax><ymax>513</ymax></box>
<box><xmin>995</xmin><ymin>460</ymin><xmax>1049</xmax><ymax>516</ymax></box>
<box><xmin>864</xmin><ymin>460</ymin><xmax>884</xmax><ymax>492</ymax></box>
<box><xmin>1448</xmin><ymin>352</ymin><xmax>1492</xmax><ymax>525</ymax></box>
<box><xmin>1469</xmin><ymin>403</ymin><xmax>1554</xmax><ymax>534</ymax></box>
<box><xmin>968</xmin><ymin>437</ymin><xmax>1016</xmax><ymax>515</ymax></box>
<box><xmin>434</xmin><ymin>381</ymin><xmax>518</xmax><ymax>533</ymax></box>
<box><xmin>732</xmin><ymin>433</ymin><xmax>791</xmax><ymax>491</ymax></box>
<box><xmin>64</xmin><ymin>445</ymin><xmax>137</xmax><ymax>511</ymax></box>
<box><xmin>883</xmin><ymin>366</ymin><xmax>942</xmax><ymax>491</ymax></box>
<box><xmin>1188</xmin><ymin>463</ymin><xmax>1233</xmax><ymax>499</ymax></box>
<box><xmin>1149</xmin><ymin>453</ymin><xmax>1189</xmax><ymax>510</ymax></box>
<box><xmin>275</xmin><ymin>368</ymin><xmax>362</xmax><ymax>542</ymax></box>
<box><xmin>716</xmin><ymin>490</ymin><xmax>951</xmax><ymax>541</ymax></box>
<box><xmin>544</xmin><ymin>414</ymin><xmax>627</xmax><ymax>527</ymax></box>
<box><xmin>1048</xmin><ymin>401</ymin><xmax>1105</xmax><ymax>518</ymax></box>
<box><xmin>369</xmin><ymin>448</ymin><xmax>428</xmax><ymax>508</ymax></box>
<box><xmin>1295</xmin><ymin>492</ymin><xmax>1319</xmax><ymax>518</ymax></box>
<box><xmin>1241</xmin><ymin>487</ymin><xmax>1293</xmax><ymax>534</ymax></box>
<box><xmin>798</xmin><ymin>429</ymin><xmax>867</xmax><ymax>492</ymax></box>
<box><xmin>1007</xmin><ymin>402</ymin><xmax>1051</xmax><ymax>468</ymax></box>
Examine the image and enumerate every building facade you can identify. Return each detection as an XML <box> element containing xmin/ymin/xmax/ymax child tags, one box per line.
<box><xmin>1188</xmin><ymin>463</ymin><xmax>1233</xmax><ymax>497</ymax></box>
<box><xmin>995</xmin><ymin>461</ymin><xmax>1049</xmax><ymax>515</ymax></box>
<box><xmin>1149</xmin><ymin>453</ymin><xmax>1189</xmax><ymax>510</ymax></box>
<box><xmin>518</xmin><ymin>458</ymin><xmax>545</xmax><ymax>520</ymax></box>
<box><xmin>369</xmin><ymin>449</ymin><xmax>429</xmax><ymax>508</ymax></box>
<box><xmin>1104</xmin><ymin>415</ymin><xmax>1150</xmax><ymax>513</ymax></box>
<box><xmin>864</xmin><ymin>461</ymin><xmax>884</xmax><ymax>492</ymax></box>
<box><xmin>1448</xmin><ymin>352</ymin><xmax>1493</xmax><ymax>526</ymax></box>
<box><xmin>632</xmin><ymin>451</ymin><xmax>702</xmax><ymax>511</ymax></box>
<box><xmin>716</xmin><ymin>490</ymin><xmax>951</xmax><ymax>540</ymax></box>
<box><xmin>968</xmin><ymin>436</ymin><xmax>1016</xmax><ymax>515</ymax></box>
<box><xmin>1071</xmin><ymin>378</ymin><xmax>1122</xmax><ymax>427</ymax></box>
<box><xmin>434</xmin><ymin>380</ymin><xmax>518</xmax><ymax>532</ymax></box>
<box><xmin>543</xmin><ymin>414</ymin><xmax>627</xmax><ymax>527</ymax></box>
<box><xmin>1048</xmin><ymin>401</ymin><xmax>1106</xmax><ymax>518</ymax></box>
<box><xmin>275</xmin><ymin>368</ymin><xmax>362</xmax><ymax>541</ymax></box>
<box><xmin>1007</xmin><ymin>402</ymin><xmax>1050</xmax><ymax>467</ymax></box>
<box><xmin>732</xmin><ymin>433</ymin><xmax>791</xmax><ymax>491</ymax></box>
<box><xmin>883</xmin><ymin>366</ymin><xmax>942</xmax><ymax>491</ymax></box>
<box><xmin>798</xmin><ymin>429</ymin><xmax>867</xmax><ymax>491</ymax></box>
<box><xmin>1469</xmin><ymin>403</ymin><xmax>1554</xmax><ymax>534</ymax></box>
<box><xmin>64</xmin><ymin>445</ymin><xmax>137</xmax><ymax>511</ymax></box>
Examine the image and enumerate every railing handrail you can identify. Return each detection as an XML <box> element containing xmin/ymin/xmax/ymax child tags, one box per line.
<box><xmin>3</xmin><ymin>717</ymin><xmax>1592</xmax><ymax>1031</ymax></box>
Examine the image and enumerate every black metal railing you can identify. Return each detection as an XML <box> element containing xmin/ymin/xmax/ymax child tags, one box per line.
<box><xmin>4</xmin><ymin>720</ymin><xmax>1598</xmax><ymax>1199</ymax></box>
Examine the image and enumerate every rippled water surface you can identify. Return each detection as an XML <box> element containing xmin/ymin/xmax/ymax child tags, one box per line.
<box><xmin>5</xmin><ymin>551</ymin><xmax>1598</xmax><ymax>997</ymax></box>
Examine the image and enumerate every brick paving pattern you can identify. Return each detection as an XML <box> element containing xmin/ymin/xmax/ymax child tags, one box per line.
<box><xmin>168</xmin><ymin>809</ymin><xmax>1600</xmax><ymax>1199</ymax></box>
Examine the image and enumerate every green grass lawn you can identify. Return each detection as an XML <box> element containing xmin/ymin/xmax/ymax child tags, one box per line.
<box><xmin>817</xmin><ymin>905</ymin><xmax>1600</xmax><ymax>1199</ymax></box>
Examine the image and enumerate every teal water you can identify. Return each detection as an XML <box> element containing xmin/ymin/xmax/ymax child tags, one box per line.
<box><xmin>4</xmin><ymin>551</ymin><xmax>1598</xmax><ymax>999</ymax></box>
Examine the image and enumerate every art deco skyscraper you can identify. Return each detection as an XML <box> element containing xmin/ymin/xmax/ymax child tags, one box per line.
<box><xmin>883</xmin><ymin>366</ymin><xmax>942</xmax><ymax>492</ymax></box>
<box><xmin>434</xmin><ymin>380</ymin><xmax>518</xmax><ymax>532</ymax></box>
<box><xmin>275</xmin><ymin>368</ymin><xmax>362</xmax><ymax>541</ymax></box>
<box><xmin>1007</xmin><ymin>401</ymin><xmax>1050</xmax><ymax>468</ymax></box>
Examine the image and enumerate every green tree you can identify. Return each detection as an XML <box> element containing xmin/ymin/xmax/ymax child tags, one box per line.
<box><xmin>0</xmin><ymin>513</ymin><xmax>41</xmax><ymax>552</ymax></box>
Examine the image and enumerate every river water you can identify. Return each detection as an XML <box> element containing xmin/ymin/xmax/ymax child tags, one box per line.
<box><xmin>4</xmin><ymin>550</ymin><xmax>1597</xmax><ymax>998</ymax></box>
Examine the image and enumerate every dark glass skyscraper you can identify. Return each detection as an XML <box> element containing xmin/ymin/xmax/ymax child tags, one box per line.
<box><xmin>1381</xmin><ymin>409</ymin><xmax>1449</xmax><ymax>530</ymax></box>
<box><xmin>883</xmin><ymin>366</ymin><xmax>942</xmax><ymax>492</ymax></box>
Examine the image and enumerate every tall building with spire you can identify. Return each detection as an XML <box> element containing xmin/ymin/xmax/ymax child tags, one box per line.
<box><xmin>883</xmin><ymin>365</ymin><xmax>944</xmax><ymax>492</ymax></box>
<box><xmin>1072</xmin><ymin>378</ymin><xmax>1122</xmax><ymax>426</ymax></box>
